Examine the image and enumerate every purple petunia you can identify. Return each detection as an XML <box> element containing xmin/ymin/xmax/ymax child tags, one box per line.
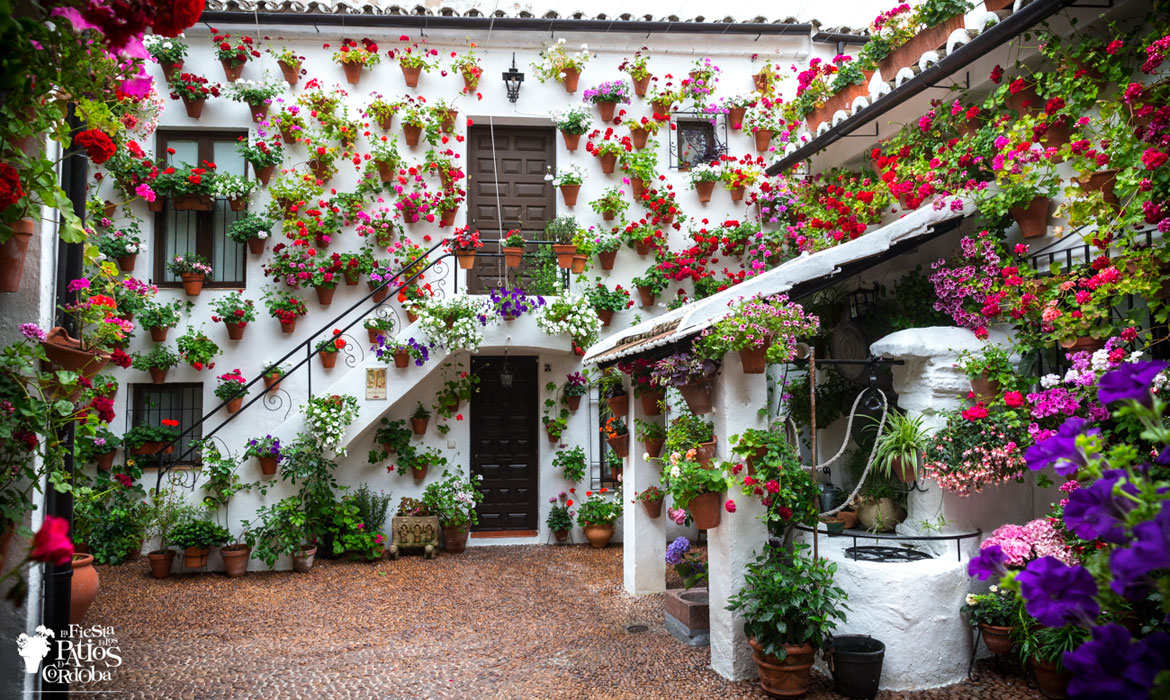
<box><xmin>1017</xmin><ymin>556</ymin><xmax>1100</xmax><ymax>628</ymax></box>
<box><xmin>1062</xmin><ymin>470</ymin><xmax>1138</xmax><ymax>544</ymax></box>
<box><xmin>968</xmin><ymin>544</ymin><xmax>1007</xmax><ymax>580</ymax></box>
<box><xmin>1109</xmin><ymin>506</ymin><xmax>1170</xmax><ymax>601</ymax></box>
<box><xmin>1063</xmin><ymin>624</ymin><xmax>1170</xmax><ymax>699</ymax></box>
<box><xmin>1024</xmin><ymin>417</ymin><xmax>1099</xmax><ymax>476</ymax></box>
<box><xmin>1096</xmin><ymin>360</ymin><xmax>1168</xmax><ymax>407</ymax></box>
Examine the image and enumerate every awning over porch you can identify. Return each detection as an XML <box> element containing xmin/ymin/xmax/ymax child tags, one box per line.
<box><xmin>581</xmin><ymin>200</ymin><xmax>974</xmax><ymax>366</ymax></box>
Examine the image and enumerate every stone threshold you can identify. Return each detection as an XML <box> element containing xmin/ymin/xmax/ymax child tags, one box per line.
<box><xmin>471</xmin><ymin>530</ymin><xmax>538</xmax><ymax>539</ymax></box>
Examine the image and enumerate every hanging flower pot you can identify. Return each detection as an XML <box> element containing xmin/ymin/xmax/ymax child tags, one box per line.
<box><xmin>247</xmin><ymin>101</ymin><xmax>269</xmax><ymax>124</ymax></box>
<box><xmin>630</xmin><ymin>177</ymin><xmax>647</xmax><ymax>200</ymax></box>
<box><xmin>1077</xmin><ymin>169</ymin><xmax>1119</xmax><ymax>208</ymax></box>
<box><xmin>159</xmin><ymin>60</ymin><xmax>183</xmax><ymax>82</ymax></box>
<box><xmin>629</xmin><ymin>127</ymin><xmax>649</xmax><ymax>149</ymax></box>
<box><xmin>729</xmin><ymin>186</ymin><xmax>746</xmax><ymax>202</ymax></box>
<box><xmin>228</xmin><ymin>197</ymin><xmax>247</xmax><ymax>212</ymax></box>
<box><xmin>342</xmin><ymin>62</ymin><xmax>363</xmax><ymax>85</ymax></box>
<box><xmin>552</xmin><ymin>243</ymin><xmax>577</xmax><ymax>269</ymax></box>
<box><xmin>393</xmin><ymin>350</ymin><xmax>410</xmax><ymax>369</ymax></box>
<box><xmin>561</xmin><ymin>67</ymin><xmax>581</xmax><ymax>93</ymax></box>
<box><xmin>695</xmin><ymin>440</ymin><xmax>717</xmax><ymax>468</ymax></box>
<box><xmin>220</xmin><ymin>59</ymin><xmax>243</xmax><ymax>82</ymax></box>
<box><xmin>375</xmin><ymin>160</ymin><xmax>396</xmax><ymax>183</ymax></box>
<box><xmin>728</xmin><ymin>107</ymin><xmax>747</xmax><ymax>130</ymax></box>
<box><xmin>0</xmin><ymin>219</ymin><xmax>34</xmax><ymax>293</ymax></box>
<box><xmin>752</xmin><ymin>73</ymin><xmax>769</xmax><ymax>91</ymax></box>
<box><xmin>245</xmin><ymin>238</ymin><xmax>266</xmax><ymax>255</ymax></box>
<box><xmin>644</xmin><ymin>437</ymin><xmax>664</xmax><ymax>458</ymax></box>
<box><xmin>597</xmin><ymin>101</ymin><xmax>618</xmax><ymax>122</ymax></box>
<box><xmin>308</xmin><ymin>159</ymin><xmax>331</xmax><ymax>183</ymax></box>
<box><xmin>263</xmin><ymin>373</ymin><xmax>282</xmax><ymax>393</ymax></box>
<box><xmin>173</xmin><ymin>195</ymin><xmax>213</xmax><ymax>211</ymax></box>
<box><xmin>605</xmin><ymin>394</ymin><xmax>629</xmax><ymax>418</ymax></box>
<box><xmin>455</xmin><ymin>250</ymin><xmax>476</xmax><ymax>270</ymax></box>
<box><xmin>131</xmin><ymin>442</ymin><xmax>174</xmax><ymax>456</ymax></box>
<box><xmin>753</xmin><ymin>129</ymin><xmax>772</xmax><ymax>152</ymax></box>
<box><xmin>631</xmin><ymin>74</ymin><xmax>651</xmax><ymax>96</ymax></box>
<box><xmin>255</xmin><ymin>164</ymin><xmax>275</xmax><ymax>186</ymax></box>
<box><xmin>607</xmin><ymin>434</ymin><xmax>629</xmax><ymax>457</ymax></box>
<box><xmin>570</xmin><ymin>254</ymin><xmax>587</xmax><ymax>275</ymax></box>
<box><xmin>439</xmin><ymin>206</ymin><xmax>459</xmax><ymax>228</ymax></box>
<box><xmin>411</xmin><ymin>417</ymin><xmax>428</xmax><ymax>435</ymax></box>
<box><xmin>651</xmin><ymin>100</ymin><xmax>673</xmax><ymax>116</ymax></box>
<box><xmin>1009</xmin><ymin>197</ymin><xmax>1050</xmax><ymax>238</ymax></box>
<box><xmin>635</xmin><ymin>240</ymin><xmax>651</xmax><ymax>256</ymax></box>
<box><xmin>344</xmin><ymin>269</ymin><xmax>359</xmax><ymax>286</ymax></box>
<box><xmin>400</xmin><ymin>64</ymin><xmax>422</xmax><ymax>87</ymax></box>
<box><xmin>566</xmin><ymin>395</ymin><xmax>582</xmax><ymax>412</ymax></box>
<box><xmin>223</xmin><ymin>321</ymin><xmax>246</xmax><ymax>341</ymax></box>
<box><xmin>280</xmin><ymin>125</ymin><xmax>297</xmax><ymax>145</ymax></box>
<box><xmin>636</xmin><ymin>285</ymin><xmax>656</xmax><ymax>308</ymax></box>
<box><xmin>94</xmin><ymin>451</ymin><xmax>116</xmax><ymax>471</ymax></box>
<box><xmin>1004</xmin><ymin>83</ymin><xmax>1042</xmax><ymax>116</ymax></box>
<box><xmin>970</xmin><ymin>371</ymin><xmax>1000</xmax><ymax>401</ymax></box>
<box><xmin>278</xmin><ymin>60</ymin><xmax>300</xmax><ymax>86</ymax></box>
<box><xmin>147</xmin><ymin>198</ymin><xmax>165</xmax><ymax>212</ymax></box>
<box><xmin>680</xmin><ymin>377</ymin><xmax>715</xmax><ymax>415</ymax></box>
<box><xmin>403</xmin><ymin>124</ymin><xmax>422</xmax><ymax>146</ymax></box>
<box><xmin>560</xmin><ymin>184</ymin><xmax>581</xmax><ymax>206</ymax></box>
<box><xmin>1060</xmin><ymin>336</ymin><xmax>1106</xmax><ymax>352</ymax></box>
<box><xmin>225</xmin><ymin>396</ymin><xmax>244</xmax><ymax>414</ymax></box>
<box><xmin>280</xmin><ymin>318</ymin><xmax>297</xmax><ymax>334</ymax></box>
<box><xmin>695</xmin><ymin>181</ymin><xmax>715</xmax><ymax>203</ymax></box>
<box><xmin>598</xmin><ymin>153</ymin><xmax>617</xmax><ymax>174</ymax></box>
<box><xmin>598</xmin><ymin>250</ymin><xmax>617</xmax><ymax>270</ymax></box>
<box><xmin>148</xmin><ymin>367</ymin><xmax>168</xmax><ymax>384</ymax></box>
<box><xmin>688</xmin><ymin>492</ymin><xmax>722</xmax><ymax>530</ymax></box>
<box><xmin>181</xmin><ymin>96</ymin><xmax>205</xmax><ymax>119</ymax></box>
<box><xmin>740</xmin><ymin>346</ymin><xmax>768</xmax><ymax>374</ymax></box>
<box><xmin>177</xmin><ymin>272</ymin><xmax>205</xmax><ymax>296</ymax></box>
<box><xmin>320</xmin><ymin>351</ymin><xmax>338</xmax><ymax>369</ymax></box>
<box><xmin>562</xmin><ymin>131</ymin><xmax>582</xmax><ymax>151</ymax></box>
<box><xmin>597</xmin><ymin>308</ymin><xmax>613</xmax><ymax>327</ymax></box>
<box><xmin>315</xmin><ymin>285</ymin><xmax>335</xmax><ymax>306</ymax></box>
<box><xmin>438</xmin><ymin>109</ymin><xmax>458</xmax><ymax>133</ymax></box>
<box><xmin>642</xmin><ymin>499</ymin><xmax>663</xmax><ymax>519</ymax></box>
<box><xmin>368</xmin><ymin>281</ymin><xmax>388</xmax><ymax>302</ymax></box>
<box><xmin>148</xmin><ymin>326</ymin><xmax>169</xmax><ymax>342</ymax></box>
<box><xmin>503</xmin><ymin>247</ymin><xmax>524</xmax><ymax>267</ymax></box>
<box><xmin>640</xmin><ymin>390</ymin><xmax>664</xmax><ymax>416</ymax></box>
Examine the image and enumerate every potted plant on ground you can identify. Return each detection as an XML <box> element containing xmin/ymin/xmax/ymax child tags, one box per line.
<box><xmin>547</xmin><ymin>498</ymin><xmax>574</xmax><ymax>542</ymax></box>
<box><xmin>421</xmin><ymin>469</ymin><xmax>482</xmax><ymax>553</ymax></box>
<box><xmin>123</xmin><ymin>420</ymin><xmax>180</xmax><ymax>456</ymax></box>
<box><xmin>961</xmin><ymin>586</ymin><xmax>1021</xmax><ymax>656</ymax></box>
<box><xmin>226</xmin><ymin>211</ymin><xmax>273</xmax><ymax>255</ymax></box>
<box><xmin>553</xmin><ymin>445</ymin><xmax>587</xmax><ymax>483</ymax></box>
<box><xmin>131</xmin><ymin>344</ymin><xmax>180</xmax><ymax>385</ymax></box>
<box><xmin>728</xmin><ymin>544</ymin><xmax>850</xmax><ymax>698</ymax></box>
<box><xmin>143</xmin><ymin>486</ymin><xmax>200</xmax><ymax>579</ymax></box>
<box><xmin>244</xmin><ymin>435</ymin><xmax>283</xmax><ymax>476</ymax></box>
<box><xmin>209</xmin><ymin>291</ymin><xmax>256</xmax><ymax>340</ymax></box>
<box><xmin>550</xmin><ymin>105</ymin><xmax>593</xmax><ymax>150</ymax></box>
<box><xmin>637</xmin><ymin>485</ymin><xmax>665</xmax><ymax>518</ymax></box>
<box><xmin>170</xmin><ymin>514</ymin><xmax>231</xmax><ymax>570</ymax></box>
<box><xmin>576</xmin><ymin>490</ymin><xmax>623</xmax><ymax>547</ymax></box>
<box><xmin>1016</xmin><ymin>613</ymin><xmax>1087</xmax><ymax>699</ymax></box>
<box><xmin>867</xmin><ymin>410</ymin><xmax>931</xmax><ymax>484</ymax></box>
<box><xmin>243</xmin><ymin>496</ymin><xmax>313</xmax><ymax>571</ymax></box>
<box><xmin>214</xmin><ymin>368</ymin><xmax>249</xmax><ymax>414</ymax></box>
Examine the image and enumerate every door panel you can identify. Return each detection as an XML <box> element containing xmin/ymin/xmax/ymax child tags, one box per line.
<box><xmin>470</xmin><ymin>356</ymin><xmax>539</xmax><ymax>531</ymax></box>
<box><xmin>466</xmin><ymin>125</ymin><xmax>556</xmax><ymax>293</ymax></box>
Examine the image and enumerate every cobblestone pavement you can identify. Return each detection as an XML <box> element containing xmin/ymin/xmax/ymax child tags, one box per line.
<box><xmin>79</xmin><ymin>544</ymin><xmax>1042</xmax><ymax>699</ymax></box>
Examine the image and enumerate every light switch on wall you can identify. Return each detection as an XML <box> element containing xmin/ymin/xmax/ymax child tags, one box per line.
<box><xmin>447</xmin><ymin>440</ymin><xmax>456</xmax><ymax>449</ymax></box>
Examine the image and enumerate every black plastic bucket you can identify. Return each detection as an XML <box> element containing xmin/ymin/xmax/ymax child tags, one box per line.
<box><xmin>827</xmin><ymin>634</ymin><xmax>885</xmax><ymax>699</ymax></box>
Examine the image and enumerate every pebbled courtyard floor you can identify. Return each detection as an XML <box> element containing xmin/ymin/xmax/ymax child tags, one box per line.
<box><xmin>79</xmin><ymin>544</ymin><xmax>1041</xmax><ymax>699</ymax></box>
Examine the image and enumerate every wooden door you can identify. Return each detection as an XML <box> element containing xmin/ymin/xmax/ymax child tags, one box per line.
<box><xmin>469</xmin><ymin>356</ymin><xmax>539</xmax><ymax>531</ymax></box>
<box><xmin>465</xmin><ymin>125</ymin><xmax>556</xmax><ymax>293</ymax></box>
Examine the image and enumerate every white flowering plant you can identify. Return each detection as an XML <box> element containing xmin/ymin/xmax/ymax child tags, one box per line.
<box><xmin>303</xmin><ymin>394</ymin><xmax>359</xmax><ymax>455</ymax></box>
<box><xmin>212</xmin><ymin>173</ymin><xmax>258</xmax><ymax>201</ymax></box>
<box><xmin>537</xmin><ymin>294</ymin><xmax>603</xmax><ymax>355</ymax></box>
<box><xmin>687</xmin><ymin>163</ymin><xmax>722</xmax><ymax>185</ymax></box>
<box><xmin>144</xmin><ymin>34</ymin><xmax>187</xmax><ymax>63</ymax></box>
<box><xmin>550</xmin><ymin>105</ymin><xmax>593</xmax><ymax>134</ymax></box>
<box><xmin>421</xmin><ymin>469</ymin><xmax>482</xmax><ymax>529</ymax></box>
<box><xmin>546</xmin><ymin>164</ymin><xmax>586</xmax><ymax>187</ymax></box>
<box><xmin>95</xmin><ymin>221</ymin><xmax>145</xmax><ymax>258</ymax></box>
<box><xmin>531</xmin><ymin>39</ymin><xmax>591</xmax><ymax>83</ymax></box>
<box><xmin>224</xmin><ymin>78</ymin><xmax>283</xmax><ymax>105</ymax></box>
<box><xmin>417</xmin><ymin>296</ymin><xmax>493</xmax><ymax>351</ymax></box>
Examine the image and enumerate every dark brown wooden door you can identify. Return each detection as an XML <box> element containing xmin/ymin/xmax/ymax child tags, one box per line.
<box><xmin>470</xmin><ymin>356</ymin><xmax>539</xmax><ymax>531</ymax></box>
<box><xmin>466</xmin><ymin>125</ymin><xmax>556</xmax><ymax>293</ymax></box>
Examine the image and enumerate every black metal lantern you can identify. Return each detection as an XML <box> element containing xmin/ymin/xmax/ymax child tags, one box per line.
<box><xmin>502</xmin><ymin>53</ymin><xmax>524</xmax><ymax>103</ymax></box>
<box><xmin>499</xmin><ymin>358</ymin><xmax>515</xmax><ymax>390</ymax></box>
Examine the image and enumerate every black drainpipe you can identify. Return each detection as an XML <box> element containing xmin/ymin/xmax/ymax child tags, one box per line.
<box><xmin>42</xmin><ymin>103</ymin><xmax>86</xmax><ymax>699</ymax></box>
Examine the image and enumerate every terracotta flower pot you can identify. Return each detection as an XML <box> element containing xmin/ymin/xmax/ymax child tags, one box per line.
<box><xmin>145</xmin><ymin>326</ymin><xmax>168</xmax><ymax>343</ymax></box>
<box><xmin>94</xmin><ymin>451</ymin><xmax>115</xmax><ymax>471</ymax></box>
<box><xmin>342</xmin><ymin>61</ymin><xmax>363</xmax><ymax>85</ymax></box>
<box><xmin>159</xmin><ymin>60</ymin><xmax>183</xmax><ymax>82</ymax></box>
<box><xmin>503</xmin><ymin>247</ymin><xmax>524</xmax><ymax>267</ymax></box>
<box><xmin>258</xmin><ymin>456</ymin><xmax>278</xmax><ymax>476</ymax></box>
<box><xmin>749</xmin><ymin>638</ymin><xmax>815</xmax><ymax>699</ymax></box>
<box><xmin>637</xmin><ymin>285</ymin><xmax>656</xmax><ymax>308</ymax></box>
<box><xmin>183</xmin><ymin>546</ymin><xmax>210</xmax><ymax>569</ymax></box>
<box><xmin>640</xmin><ymin>390</ymin><xmax>664</xmax><ymax>416</ymax></box>
<box><xmin>1077</xmin><ymin>169</ymin><xmax>1119</xmax><ymax>208</ymax></box>
<box><xmin>225</xmin><ymin>396</ymin><xmax>243</xmax><ymax>414</ymax></box>
<box><xmin>642</xmin><ymin>499</ymin><xmax>663</xmax><ymax>519</ymax></box>
<box><xmin>598</xmin><ymin>250</ymin><xmax>617</xmax><ymax>270</ymax></box>
<box><xmin>552</xmin><ymin>243</ymin><xmax>577</xmax><ymax>269</ymax></box>
<box><xmin>247</xmin><ymin>101</ymin><xmax>269</xmax><ymax>124</ymax></box>
<box><xmin>644</xmin><ymin>437</ymin><xmax>664</xmax><ymax>458</ymax></box>
<box><xmin>970</xmin><ymin>372</ymin><xmax>1000</xmax><ymax>401</ymax></box>
<box><xmin>629</xmin><ymin>127</ymin><xmax>649</xmax><ymax>149</ymax></box>
<box><xmin>390</xmin><ymin>350</ymin><xmax>409</xmax><ymax>369</ymax></box>
<box><xmin>0</xmin><ymin>219</ymin><xmax>34</xmax><ymax>292</ymax></box>
<box><xmin>174</xmin><ymin>195</ymin><xmax>213</xmax><ymax>211</ymax></box>
<box><xmin>411</xmin><ymin>417</ymin><xmax>428</xmax><ymax>435</ymax></box>
<box><xmin>221</xmin><ymin>59</ymin><xmax>243</xmax><ymax>82</ymax></box>
<box><xmin>280</xmin><ymin>319</ymin><xmax>297</xmax><ymax>334</ymax></box>
<box><xmin>147</xmin><ymin>550</ymin><xmax>176</xmax><ymax>579</ymax></box>
<box><xmin>180</xmin><ymin>272</ymin><xmax>205</xmax><ymax>296</ymax></box>
<box><xmin>442</xmin><ymin>525</ymin><xmax>469</xmax><ymax>553</ymax></box>
<box><xmin>878</xmin><ymin>16</ymin><xmax>963</xmax><ymax>79</ymax></box>
<box><xmin>606</xmin><ymin>394</ymin><xmax>629</xmax><ymax>418</ymax></box>
<box><xmin>553</xmin><ymin>529</ymin><xmax>569</xmax><ymax>543</ymax></box>
<box><xmin>583</xmin><ymin>524</ymin><xmax>614</xmax><ymax>548</ymax></box>
<box><xmin>131</xmin><ymin>442</ymin><xmax>174</xmax><ymax>456</ymax></box>
<box><xmin>412</xmin><ymin>464</ymin><xmax>428</xmax><ymax>481</ymax></box>
<box><xmin>688</xmin><ymin>492</ymin><xmax>722</xmax><ymax>530</ymax></box>
<box><xmin>400</xmin><ymin>64</ymin><xmax>422</xmax><ymax>87</ymax></box>
<box><xmin>315</xmin><ymin>285</ymin><xmax>335</xmax><ymax>306</ymax></box>
<box><xmin>566</xmin><ymin>395</ymin><xmax>582</xmax><ymax>412</ymax></box>
<box><xmin>1010</xmin><ymin>197</ymin><xmax>1050</xmax><ymax>238</ymax></box>
<box><xmin>651</xmin><ymin>100</ymin><xmax>673</xmax><ymax>116</ymax></box>
<box><xmin>979</xmin><ymin>624</ymin><xmax>1014</xmax><ymax>656</ymax></box>
<box><xmin>570</xmin><ymin>254</ymin><xmax>587</xmax><ymax>275</ymax></box>
<box><xmin>695</xmin><ymin>180</ymin><xmax>716</xmax><ymax>203</ymax></box>
<box><xmin>293</xmin><ymin>544</ymin><xmax>316</xmax><ymax>573</ymax></box>
<box><xmin>838</xmin><ymin>510</ymin><xmax>859</xmax><ymax>530</ymax></box>
<box><xmin>598</xmin><ymin>153</ymin><xmax>617</xmax><ymax>174</ymax></box>
<box><xmin>278</xmin><ymin>60</ymin><xmax>300</xmax><ymax>86</ymax></box>
<box><xmin>561</xmin><ymin>67</ymin><xmax>581</xmax><ymax>93</ymax></box>
<box><xmin>597</xmin><ymin>308</ymin><xmax>614</xmax><ymax>327</ymax></box>
<box><xmin>438</xmin><ymin>109</ymin><xmax>457</xmax><ymax>133</ymax></box>
<box><xmin>560</xmin><ymin>184</ymin><xmax>581</xmax><ymax>206</ymax></box>
<box><xmin>42</xmin><ymin>327</ymin><xmax>108</xmax><ymax>379</ymax></box>
<box><xmin>753</xmin><ymin>129</ymin><xmax>772</xmax><ymax>152</ymax></box>
<box><xmin>630</xmin><ymin>177</ymin><xmax>647</xmax><ymax>200</ymax></box>
<box><xmin>403</xmin><ymin>124</ymin><xmax>422</xmax><ymax>146</ymax></box>
<box><xmin>1031</xmin><ymin>657</ymin><xmax>1071</xmax><ymax>699</ymax></box>
<box><xmin>728</xmin><ymin>107</ymin><xmax>747</xmax><ymax>130</ymax></box>
<box><xmin>70</xmin><ymin>554</ymin><xmax>99</xmax><ymax>625</ymax></box>
<box><xmin>680</xmin><ymin>378</ymin><xmax>715</xmax><ymax>415</ymax></box>
<box><xmin>695</xmin><ymin>440</ymin><xmax>717</xmax><ymax>468</ymax></box>
<box><xmin>376</xmin><ymin>114</ymin><xmax>394</xmax><ymax>131</ymax></box>
<box><xmin>561</xmin><ymin>131</ymin><xmax>581</xmax><ymax>151</ymax></box>
<box><xmin>369</xmin><ymin>282</ymin><xmax>389</xmax><ymax>302</ymax></box>
<box><xmin>1004</xmin><ymin>83</ymin><xmax>1042</xmax><ymax>116</ymax></box>
<box><xmin>246</xmin><ymin>237</ymin><xmax>266</xmax><ymax>255</ymax></box>
<box><xmin>635</xmin><ymin>240</ymin><xmax>651</xmax><ymax>256</ymax></box>
<box><xmin>181</xmin><ymin>96</ymin><xmax>205</xmax><ymax>119</ymax></box>
<box><xmin>606</xmin><ymin>434</ymin><xmax>630</xmax><ymax>458</ymax></box>
<box><xmin>221</xmin><ymin>544</ymin><xmax>250</xmax><ymax>577</ymax></box>
<box><xmin>740</xmin><ymin>346</ymin><xmax>768</xmax><ymax>374</ymax></box>
<box><xmin>263</xmin><ymin>373</ymin><xmax>282</xmax><ymax>394</ymax></box>
<box><xmin>440</xmin><ymin>206</ymin><xmax>459</xmax><ymax>227</ymax></box>
<box><xmin>455</xmin><ymin>250</ymin><xmax>476</xmax><ymax>270</ymax></box>
<box><xmin>320</xmin><ymin>352</ymin><xmax>337</xmax><ymax>369</ymax></box>
<box><xmin>114</xmin><ymin>253</ymin><xmax>136</xmax><ymax>272</ymax></box>
<box><xmin>597</xmin><ymin>101</ymin><xmax>618</xmax><ymax>122</ymax></box>
<box><xmin>223</xmin><ymin>321</ymin><xmax>245</xmax><ymax>341</ymax></box>
<box><xmin>1059</xmin><ymin>336</ymin><xmax>1106</xmax><ymax>352</ymax></box>
<box><xmin>148</xmin><ymin>367</ymin><xmax>168</xmax><ymax>385</ymax></box>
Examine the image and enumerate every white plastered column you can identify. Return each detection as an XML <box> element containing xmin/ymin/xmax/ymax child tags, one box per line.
<box><xmin>707</xmin><ymin>359</ymin><xmax>770</xmax><ymax>681</ymax></box>
<box><xmin>623</xmin><ymin>376</ymin><xmax>666</xmax><ymax>595</ymax></box>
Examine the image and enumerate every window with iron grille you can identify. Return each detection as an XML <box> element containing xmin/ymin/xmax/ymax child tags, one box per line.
<box><xmin>154</xmin><ymin>131</ymin><xmax>249</xmax><ymax>288</ymax></box>
<box><xmin>130</xmin><ymin>383</ymin><xmax>203</xmax><ymax>467</ymax></box>
<box><xmin>593</xmin><ymin>385</ymin><xmax>621</xmax><ymax>490</ymax></box>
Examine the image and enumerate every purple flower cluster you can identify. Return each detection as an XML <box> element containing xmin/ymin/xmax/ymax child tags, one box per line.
<box><xmin>650</xmin><ymin>351</ymin><xmax>717</xmax><ymax>388</ymax></box>
<box><xmin>582</xmin><ymin>80</ymin><xmax>631</xmax><ymax>105</ymax></box>
<box><xmin>488</xmin><ymin>287</ymin><xmax>545</xmax><ymax>320</ymax></box>
<box><xmin>19</xmin><ymin>323</ymin><xmax>46</xmax><ymax>342</ymax></box>
<box><xmin>1063</xmin><ymin>624</ymin><xmax>1170</xmax><ymax>698</ymax></box>
<box><xmin>1017</xmin><ymin>556</ymin><xmax>1100</xmax><ymax>627</ymax></box>
<box><xmin>665</xmin><ymin>536</ymin><xmax>690</xmax><ymax>566</ymax></box>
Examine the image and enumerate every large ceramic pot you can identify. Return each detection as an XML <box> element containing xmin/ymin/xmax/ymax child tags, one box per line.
<box><xmin>42</xmin><ymin>327</ymin><xmax>109</xmax><ymax>379</ymax></box>
<box><xmin>749</xmin><ymin>638</ymin><xmax>815</xmax><ymax>699</ymax></box>
<box><xmin>221</xmin><ymin>544</ymin><xmax>250</xmax><ymax>577</ymax></box>
<box><xmin>856</xmin><ymin>497</ymin><xmax>906</xmax><ymax>532</ymax></box>
<box><xmin>688</xmin><ymin>492</ymin><xmax>722</xmax><ymax>530</ymax></box>
<box><xmin>442</xmin><ymin>525</ymin><xmax>469</xmax><ymax>553</ymax></box>
<box><xmin>1031</xmin><ymin>657</ymin><xmax>1071</xmax><ymax>699</ymax></box>
<box><xmin>583</xmin><ymin>524</ymin><xmax>614</xmax><ymax>548</ymax></box>
<box><xmin>70</xmin><ymin>553</ymin><xmax>99</xmax><ymax>625</ymax></box>
<box><xmin>293</xmin><ymin>544</ymin><xmax>316</xmax><ymax>573</ymax></box>
<box><xmin>147</xmin><ymin>550</ymin><xmax>175</xmax><ymax>579</ymax></box>
<box><xmin>979</xmin><ymin>623</ymin><xmax>1015</xmax><ymax>656</ymax></box>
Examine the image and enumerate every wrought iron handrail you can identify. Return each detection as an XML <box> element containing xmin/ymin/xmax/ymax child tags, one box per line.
<box><xmin>150</xmin><ymin>236</ymin><xmax>561</xmax><ymax>491</ymax></box>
